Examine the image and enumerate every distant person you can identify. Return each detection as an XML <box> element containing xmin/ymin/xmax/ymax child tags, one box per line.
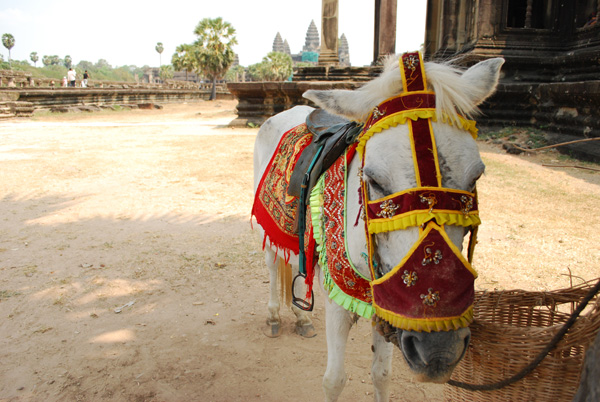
<box><xmin>67</xmin><ymin>68</ymin><xmax>76</xmax><ymax>87</ymax></box>
<box><xmin>62</xmin><ymin>76</ymin><xmax>68</xmax><ymax>87</ymax></box>
<box><xmin>82</xmin><ymin>70</ymin><xmax>90</xmax><ymax>88</ymax></box>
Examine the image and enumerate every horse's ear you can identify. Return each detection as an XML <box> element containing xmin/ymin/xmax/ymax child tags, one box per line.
<box><xmin>303</xmin><ymin>89</ymin><xmax>369</xmax><ymax>121</ymax></box>
<box><xmin>459</xmin><ymin>58</ymin><xmax>504</xmax><ymax>107</ymax></box>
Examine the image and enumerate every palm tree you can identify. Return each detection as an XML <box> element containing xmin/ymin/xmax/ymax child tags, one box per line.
<box><xmin>155</xmin><ymin>42</ymin><xmax>164</xmax><ymax>66</ymax></box>
<box><xmin>172</xmin><ymin>43</ymin><xmax>198</xmax><ymax>82</ymax></box>
<box><xmin>193</xmin><ymin>17</ymin><xmax>237</xmax><ymax>100</ymax></box>
<box><xmin>159</xmin><ymin>64</ymin><xmax>174</xmax><ymax>82</ymax></box>
<box><xmin>2</xmin><ymin>33</ymin><xmax>15</xmax><ymax>68</ymax></box>
<box><xmin>261</xmin><ymin>52</ymin><xmax>293</xmax><ymax>81</ymax></box>
<box><xmin>64</xmin><ymin>55</ymin><xmax>72</xmax><ymax>69</ymax></box>
<box><xmin>30</xmin><ymin>51</ymin><xmax>39</xmax><ymax>67</ymax></box>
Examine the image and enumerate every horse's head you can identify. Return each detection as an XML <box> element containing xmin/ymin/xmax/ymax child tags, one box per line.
<box><xmin>304</xmin><ymin>53</ymin><xmax>503</xmax><ymax>383</ymax></box>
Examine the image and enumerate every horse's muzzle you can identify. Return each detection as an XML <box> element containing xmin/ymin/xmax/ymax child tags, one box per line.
<box><xmin>397</xmin><ymin>327</ymin><xmax>471</xmax><ymax>383</ymax></box>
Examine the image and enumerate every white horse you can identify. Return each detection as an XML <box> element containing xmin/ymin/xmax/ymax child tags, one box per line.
<box><xmin>253</xmin><ymin>55</ymin><xmax>504</xmax><ymax>401</ymax></box>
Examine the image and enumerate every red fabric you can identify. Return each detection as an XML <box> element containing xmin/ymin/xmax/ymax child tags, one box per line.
<box><xmin>364</xmin><ymin>93</ymin><xmax>435</xmax><ymax>129</ymax></box>
<box><xmin>410</xmin><ymin>119</ymin><xmax>438</xmax><ymax>187</ymax></box>
<box><xmin>367</xmin><ymin>189</ymin><xmax>477</xmax><ymax>220</ymax></box>
<box><xmin>371</xmin><ymin>226</ymin><xmax>475</xmax><ymax>319</ymax></box>
<box><xmin>251</xmin><ymin>124</ymin><xmax>313</xmax><ymax>256</ymax></box>
<box><xmin>322</xmin><ymin>148</ymin><xmax>372</xmax><ymax>304</ymax></box>
<box><xmin>402</xmin><ymin>52</ymin><xmax>426</xmax><ymax>92</ymax></box>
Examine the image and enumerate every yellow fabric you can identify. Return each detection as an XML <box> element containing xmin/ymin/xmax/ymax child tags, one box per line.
<box><xmin>356</xmin><ymin>110</ymin><xmax>478</xmax><ymax>156</ymax></box>
<box><xmin>368</xmin><ymin>209</ymin><xmax>480</xmax><ymax>234</ymax></box>
<box><xmin>374</xmin><ymin>305</ymin><xmax>474</xmax><ymax>332</ymax></box>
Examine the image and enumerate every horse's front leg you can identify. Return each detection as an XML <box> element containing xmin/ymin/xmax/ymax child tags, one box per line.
<box><xmin>371</xmin><ymin>325</ymin><xmax>393</xmax><ymax>401</ymax></box>
<box><xmin>264</xmin><ymin>248</ymin><xmax>282</xmax><ymax>337</ymax></box>
<box><xmin>322</xmin><ymin>299</ymin><xmax>354</xmax><ymax>401</ymax></box>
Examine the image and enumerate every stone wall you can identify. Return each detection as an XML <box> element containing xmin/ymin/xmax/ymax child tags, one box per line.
<box><xmin>0</xmin><ymin>87</ymin><xmax>233</xmax><ymax>118</ymax></box>
<box><xmin>227</xmin><ymin>80</ymin><xmax>361</xmax><ymax>127</ymax></box>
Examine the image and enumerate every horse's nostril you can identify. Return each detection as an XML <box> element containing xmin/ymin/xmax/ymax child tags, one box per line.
<box><xmin>400</xmin><ymin>332</ymin><xmax>423</xmax><ymax>369</ymax></box>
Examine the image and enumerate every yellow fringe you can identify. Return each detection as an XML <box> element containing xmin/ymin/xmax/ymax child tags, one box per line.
<box><xmin>368</xmin><ymin>210</ymin><xmax>480</xmax><ymax>234</ymax></box>
<box><xmin>374</xmin><ymin>304</ymin><xmax>474</xmax><ymax>333</ymax></box>
<box><xmin>356</xmin><ymin>110</ymin><xmax>478</xmax><ymax>156</ymax></box>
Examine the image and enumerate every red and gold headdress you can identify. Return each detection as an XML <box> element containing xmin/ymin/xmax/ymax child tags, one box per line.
<box><xmin>359</xmin><ymin>52</ymin><xmax>479</xmax><ymax>332</ymax></box>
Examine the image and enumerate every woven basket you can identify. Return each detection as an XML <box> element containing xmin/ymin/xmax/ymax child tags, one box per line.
<box><xmin>444</xmin><ymin>280</ymin><xmax>600</xmax><ymax>402</ymax></box>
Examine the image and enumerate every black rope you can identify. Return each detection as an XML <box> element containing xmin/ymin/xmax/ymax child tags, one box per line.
<box><xmin>448</xmin><ymin>278</ymin><xmax>600</xmax><ymax>391</ymax></box>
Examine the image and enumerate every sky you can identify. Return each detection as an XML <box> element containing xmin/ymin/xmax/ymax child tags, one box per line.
<box><xmin>0</xmin><ymin>0</ymin><xmax>427</xmax><ymax>69</ymax></box>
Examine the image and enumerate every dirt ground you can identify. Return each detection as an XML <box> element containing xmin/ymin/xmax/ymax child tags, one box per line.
<box><xmin>0</xmin><ymin>100</ymin><xmax>599</xmax><ymax>402</ymax></box>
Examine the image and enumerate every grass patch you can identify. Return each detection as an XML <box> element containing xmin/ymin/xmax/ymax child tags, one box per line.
<box><xmin>0</xmin><ymin>290</ymin><xmax>22</xmax><ymax>300</ymax></box>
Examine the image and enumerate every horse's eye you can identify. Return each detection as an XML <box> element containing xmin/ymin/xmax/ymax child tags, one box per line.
<box><xmin>367</xmin><ymin>178</ymin><xmax>385</xmax><ymax>198</ymax></box>
<box><xmin>469</xmin><ymin>173</ymin><xmax>484</xmax><ymax>191</ymax></box>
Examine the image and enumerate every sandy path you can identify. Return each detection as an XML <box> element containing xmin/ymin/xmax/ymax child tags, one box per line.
<box><xmin>0</xmin><ymin>100</ymin><xmax>598</xmax><ymax>401</ymax></box>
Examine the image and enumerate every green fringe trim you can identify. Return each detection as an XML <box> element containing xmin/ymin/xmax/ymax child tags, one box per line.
<box><xmin>310</xmin><ymin>175</ymin><xmax>376</xmax><ymax>319</ymax></box>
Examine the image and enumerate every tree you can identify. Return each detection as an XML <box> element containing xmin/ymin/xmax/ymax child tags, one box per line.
<box><xmin>224</xmin><ymin>64</ymin><xmax>245</xmax><ymax>82</ymax></box>
<box><xmin>159</xmin><ymin>64</ymin><xmax>174</xmax><ymax>82</ymax></box>
<box><xmin>64</xmin><ymin>55</ymin><xmax>72</xmax><ymax>69</ymax></box>
<box><xmin>171</xmin><ymin>43</ymin><xmax>198</xmax><ymax>81</ymax></box>
<box><xmin>2</xmin><ymin>33</ymin><xmax>15</xmax><ymax>68</ymax></box>
<box><xmin>42</xmin><ymin>55</ymin><xmax>61</xmax><ymax>66</ymax></box>
<box><xmin>30</xmin><ymin>52</ymin><xmax>39</xmax><ymax>67</ymax></box>
<box><xmin>260</xmin><ymin>52</ymin><xmax>293</xmax><ymax>81</ymax></box>
<box><xmin>155</xmin><ymin>42</ymin><xmax>164</xmax><ymax>66</ymax></box>
<box><xmin>193</xmin><ymin>17</ymin><xmax>237</xmax><ymax>100</ymax></box>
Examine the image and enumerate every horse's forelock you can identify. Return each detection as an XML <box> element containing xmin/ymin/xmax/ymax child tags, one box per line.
<box><xmin>358</xmin><ymin>56</ymin><xmax>477</xmax><ymax>124</ymax></box>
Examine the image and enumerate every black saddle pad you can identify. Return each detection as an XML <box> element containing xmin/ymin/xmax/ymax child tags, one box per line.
<box><xmin>287</xmin><ymin>109</ymin><xmax>362</xmax><ymax>199</ymax></box>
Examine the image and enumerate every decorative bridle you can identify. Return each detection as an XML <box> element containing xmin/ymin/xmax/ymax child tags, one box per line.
<box><xmin>358</xmin><ymin>51</ymin><xmax>480</xmax><ymax>333</ymax></box>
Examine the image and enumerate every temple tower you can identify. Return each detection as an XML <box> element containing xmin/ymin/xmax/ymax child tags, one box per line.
<box><xmin>338</xmin><ymin>33</ymin><xmax>350</xmax><ymax>66</ymax></box>
<box><xmin>303</xmin><ymin>20</ymin><xmax>320</xmax><ymax>53</ymax></box>
<box><xmin>272</xmin><ymin>32</ymin><xmax>285</xmax><ymax>53</ymax></box>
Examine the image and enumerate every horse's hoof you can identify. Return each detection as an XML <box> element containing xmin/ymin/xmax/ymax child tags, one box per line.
<box><xmin>263</xmin><ymin>323</ymin><xmax>282</xmax><ymax>338</ymax></box>
<box><xmin>295</xmin><ymin>323</ymin><xmax>317</xmax><ymax>338</ymax></box>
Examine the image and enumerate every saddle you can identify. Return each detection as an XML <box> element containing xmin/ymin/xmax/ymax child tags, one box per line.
<box><xmin>287</xmin><ymin>109</ymin><xmax>363</xmax><ymax>199</ymax></box>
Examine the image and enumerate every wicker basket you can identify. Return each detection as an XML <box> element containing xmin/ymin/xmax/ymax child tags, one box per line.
<box><xmin>445</xmin><ymin>280</ymin><xmax>600</xmax><ymax>402</ymax></box>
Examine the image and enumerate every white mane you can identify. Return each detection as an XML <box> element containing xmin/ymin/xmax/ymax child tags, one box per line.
<box><xmin>303</xmin><ymin>55</ymin><xmax>504</xmax><ymax>126</ymax></box>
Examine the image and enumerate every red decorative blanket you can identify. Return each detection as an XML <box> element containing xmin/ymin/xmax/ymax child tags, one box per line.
<box><xmin>251</xmin><ymin>123</ymin><xmax>313</xmax><ymax>261</ymax></box>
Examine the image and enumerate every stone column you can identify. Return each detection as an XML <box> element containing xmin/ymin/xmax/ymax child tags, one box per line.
<box><xmin>373</xmin><ymin>0</ymin><xmax>397</xmax><ymax>64</ymax></box>
<box><xmin>319</xmin><ymin>0</ymin><xmax>339</xmax><ymax>65</ymax></box>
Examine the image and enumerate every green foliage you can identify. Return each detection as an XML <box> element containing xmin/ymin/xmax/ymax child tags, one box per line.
<box><xmin>3</xmin><ymin>33</ymin><xmax>15</xmax><ymax>67</ymax></box>
<box><xmin>224</xmin><ymin>64</ymin><xmax>245</xmax><ymax>82</ymax></box>
<box><xmin>159</xmin><ymin>64</ymin><xmax>174</xmax><ymax>81</ymax></box>
<box><xmin>193</xmin><ymin>17</ymin><xmax>237</xmax><ymax>81</ymax></box>
<box><xmin>247</xmin><ymin>52</ymin><xmax>293</xmax><ymax>81</ymax></box>
<box><xmin>42</xmin><ymin>55</ymin><xmax>61</xmax><ymax>66</ymax></box>
<box><xmin>30</xmin><ymin>52</ymin><xmax>38</xmax><ymax>66</ymax></box>
<box><xmin>171</xmin><ymin>43</ymin><xmax>199</xmax><ymax>79</ymax></box>
<box><xmin>64</xmin><ymin>55</ymin><xmax>72</xmax><ymax>69</ymax></box>
<box><xmin>156</xmin><ymin>42</ymin><xmax>164</xmax><ymax>66</ymax></box>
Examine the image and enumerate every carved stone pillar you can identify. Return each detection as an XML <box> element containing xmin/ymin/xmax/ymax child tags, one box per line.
<box><xmin>319</xmin><ymin>0</ymin><xmax>339</xmax><ymax>65</ymax></box>
<box><xmin>373</xmin><ymin>0</ymin><xmax>397</xmax><ymax>64</ymax></box>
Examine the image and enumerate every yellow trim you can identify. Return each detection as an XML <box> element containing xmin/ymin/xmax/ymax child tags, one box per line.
<box><xmin>368</xmin><ymin>210</ymin><xmax>480</xmax><ymax>233</ymax></box>
<box><xmin>428</xmin><ymin>118</ymin><xmax>443</xmax><ymax>187</ymax></box>
<box><xmin>371</xmin><ymin>221</ymin><xmax>478</xmax><ymax>286</ymax></box>
<box><xmin>374</xmin><ymin>304</ymin><xmax>474</xmax><ymax>332</ymax></box>
<box><xmin>356</xmin><ymin>110</ymin><xmax>478</xmax><ymax>156</ymax></box>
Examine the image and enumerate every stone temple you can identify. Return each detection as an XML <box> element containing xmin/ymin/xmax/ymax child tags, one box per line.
<box><xmin>272</xmin><ymin>20</ymin><xmax>351</xmax><ymax>67</ymax></box>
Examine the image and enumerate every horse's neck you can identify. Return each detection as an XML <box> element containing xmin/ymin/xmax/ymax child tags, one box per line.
<box><xmin>345</xmin><ymin>155</ymin><xmax>371</xmax><ymax>279</ymax></box>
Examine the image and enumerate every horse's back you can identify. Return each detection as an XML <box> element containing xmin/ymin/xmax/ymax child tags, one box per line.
<box><xmin>253</xmin><ymin>105</ymin><xmax>314</xmax><ymax>192</ymax></box>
